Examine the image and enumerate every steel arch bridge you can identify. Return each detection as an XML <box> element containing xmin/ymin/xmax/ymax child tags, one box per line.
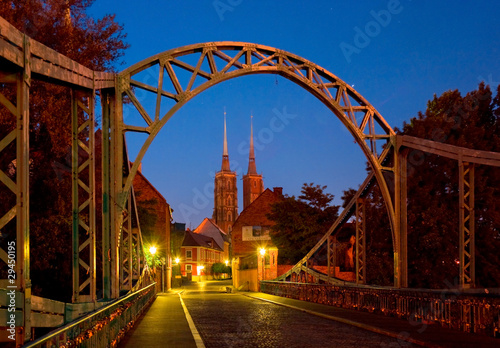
<box><xmin>1</xmin><ymin>16</ymin><xmax>500</xmax><ymax>345</ymax></box>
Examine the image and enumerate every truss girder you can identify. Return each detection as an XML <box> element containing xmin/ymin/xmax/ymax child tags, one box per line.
<box><xmin>459</xmin><ymin>162</ymin><xmax>475</xmax><ymax>288</ymax></box>
<box><xmin>356</xmin><ymin>198</ymin><xmax>366</xmax><ymax>284</ymax></box>
<box><xmin>119</xmin><ymin>194</ymin><xmax>133</xmax><ymax>290</ymax></box>
<box><xmin>115</xmin><ymin>43</ymin><xmax>396</xmax><ymax>239</ymax></box>
<box><xmin>0</xmin><ymin>67</ymin><xmax>31</xmax><ymax>342</ymax></box>
<box><xmin>276</xmin><ymin>172</ymin><xmax>375</xmax><ymax>282</ymax></box>
<box><xmin>71</xmin><ymin>90</ymin><xmax>96</xmax><ymax>303</ymax></box>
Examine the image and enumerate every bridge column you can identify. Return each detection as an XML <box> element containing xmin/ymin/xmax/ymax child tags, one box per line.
<box><xmin>110</xmin><ymin>86</ymin><xmax>124</xmax><ymax>299</ymax></box>
<box><xmin>71</xmin><ymin>89</ymin><xmax>96</xmax><ymax>303</ymax></box>
<box><xmin>355</xmin><ymin>198</ymin><xmax>366</xmax><ymax>284</ymax></box>
<box><xmin>327</xmin><ymin>235</ymin><xmax>337</xmax><ymax>278</ymax></box>
<box><xmin>18</xmin><ymin>45</ymin><xmax>32</xmax><ymax>342</ymax></box>
<box><xmin>0</xmin><ymin>48</ymin><xmax>32</xmax><ymax>343</ymax></box>
<box><xmin>394</xmin><ymin>140</ymin><xmax>409</xmax><ymax>288</ymax></box>
<box><xmin>101</xmin><ymin>89</ymin><xmax>113</xmax><ymax>300</ymax></box>
<box><xmin>459</xmin><ymin>161</ymin><xmax>475</xmax><ymax>288</ymax></box>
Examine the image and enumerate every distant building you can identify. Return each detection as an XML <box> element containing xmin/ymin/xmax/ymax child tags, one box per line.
<box><xmin>213</xmin><ymin>111</ymin><xmax>238</xmax><ymax>233</ymax></box>
<box><xmin>180</xmin><ymin>225</ymin><xmax>227</xmax><ymax>281</ymax></box>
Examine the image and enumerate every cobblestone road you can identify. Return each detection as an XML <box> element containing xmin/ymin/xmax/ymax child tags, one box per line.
<box><xmin>181</xmin><ymin>281</ymin><xmax>415</xmax><ymax>348</ymax></box>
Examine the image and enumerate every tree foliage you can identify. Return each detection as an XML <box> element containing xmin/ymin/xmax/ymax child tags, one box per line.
<box><xmin>350</xmin><ymin>83</ymin><xmax>500</xmax><ymax>288</ymax></box>
<box><xmin>0</xmin><ymin>1</ymin><xmax>128</xmax><ymax>301</ymax></box>
<box><xmin>399</xmin><ymin>83</ymin><xmax>500</xmax><ymax>288</ymax></box>
<box><xmin>268</xmin><ymin>183</ymin><xmax>339</xmax><ymax>264</ymax></box>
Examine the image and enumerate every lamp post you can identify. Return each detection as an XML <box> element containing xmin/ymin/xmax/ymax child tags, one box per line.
<box><xmin>258</xmin><ymin>248</ymin><xmax>266</xmax><ymax>289</ymax></box>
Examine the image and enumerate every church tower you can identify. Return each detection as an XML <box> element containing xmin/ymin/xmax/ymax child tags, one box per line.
<box><xmin>243</xmin><ymin>115</ymin><xmax>264</xmax><ymax>209</ymax></box>
<box><xmin>213</xmin><ymin>110</ymin><xmax>238</xmax><ymax>233</ymax></box>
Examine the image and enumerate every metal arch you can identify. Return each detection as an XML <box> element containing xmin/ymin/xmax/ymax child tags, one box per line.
<box><xmin>113</xmin><ymin>42</ymin><xmax>398</xmax><ymax>263</ymax></box>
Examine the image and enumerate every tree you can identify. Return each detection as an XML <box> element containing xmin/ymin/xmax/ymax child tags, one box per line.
<box><xmin>268</xmin><ymin>183</ymin><xmax>339</xmax><ymax>264</ymax></box>
<box><xmin>0</xmin><ymin>1</ymin><xmax>128</xmax><ymax>301</ymax></box>
<box><xmin>351</xmin><ymin>83</ymin><xmax>500</xmax><ymax>288</ymax></box>
<box><xmin>399</xmin><ymin>83</ymin><xmax>500</xmax><ymax>288</ymax></box>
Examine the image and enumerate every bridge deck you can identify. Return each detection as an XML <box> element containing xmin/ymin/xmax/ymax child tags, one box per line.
<box><xmin>118</xmin><ymin>283</ymin><xmax>499</xmax><ymax>348</ymax></box>
<box><xmin>247</xmin><ymin>292</ymin><xmax>500</xmax><ymax>348</ymax></box>
<box><xmin>118</xmin><ymin>292</ymin><xmax>198</xmax><ymax>348</ymax></box>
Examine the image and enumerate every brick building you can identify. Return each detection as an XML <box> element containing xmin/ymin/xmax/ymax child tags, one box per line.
<box><xmin>231</xmin><ymin>187</ymin><xmax>283</xmax><ymax>290</ymax></box>
<box><xmin>132</xmin><ymin>166</ymin><xmax>172</xmax><ymax>290</ymax></box>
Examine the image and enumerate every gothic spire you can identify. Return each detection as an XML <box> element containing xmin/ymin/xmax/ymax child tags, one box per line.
<box><xmin>247</xmin><ymin>114</ymin><xmax>257</xmax><ymax>174</ymax></box>
<box><xmin>221</xmin><ymin>108</ymin><xmax>230</xmax><ymax>171</ymax></box>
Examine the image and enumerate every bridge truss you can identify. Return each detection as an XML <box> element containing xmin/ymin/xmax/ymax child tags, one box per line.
<box><xmin>1</xmin><ymin>14</ymin><xmax>500</xmax><ymax>345</ymax></box>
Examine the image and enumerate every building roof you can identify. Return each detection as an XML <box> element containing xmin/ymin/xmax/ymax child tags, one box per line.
<box><xmin>182</xmin><ymin>230</ymin><xmax>222</xmax><ymax>251</ymax></box>
<box><xmin>193</xmin><ymin>218</ymin><xmax>228</xmax><ymax>250</ymax></box>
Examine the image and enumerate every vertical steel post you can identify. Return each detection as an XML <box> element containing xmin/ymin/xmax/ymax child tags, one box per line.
<box><xmin>394</xmin><ymin>146</ymin><xmax>409</xmax><ymax>288</ymax></box>
<box><xmin>101</xmin><ymin>90</ymin><xmax>112</xmax><ymax>300</ymax></box>
<box><xmin>19</xmin><ymin>36</ymin><xmax>32</xmax><ymax>342</ymax></box>
<box><xmin>394</xmin><ymin>137</ymin><xmax>409</xmax><ymax>288</ymax></box>
<box><xmin>71</xmin><ymin>90</ymin><xmax>79</xmax><ymax>302</ymax></box>
<box><xmin>459</xmin><ymin>161</ymin><xmax>475</xmax><ymax>288</ymax></box>
<box><xmin>110</xmin><ymin>81</ymin><xmax>124</xmax><ymax>298</ymax></box>
<box><xmin>71</xmin><ymin>90</ymin><xmax>96</xmax><ymax>303</ymax></box>
<box><xmin>327</xmin><ymin>236</ymin><xmax>330</xmax><ymax>278</ymax></box>
<box><xmin>355</xmin><ymin>198</ymin><xmax>366</xmax><ymax>284</ymax></box>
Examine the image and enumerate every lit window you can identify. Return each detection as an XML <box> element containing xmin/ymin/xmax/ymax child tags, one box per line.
<box><xmin>186</xmin><ymin>264</ymin><xmax>192</xmax><ymax>272</ymax></box>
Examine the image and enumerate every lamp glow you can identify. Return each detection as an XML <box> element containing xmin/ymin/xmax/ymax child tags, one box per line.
<box><xmin>175</xmin><ymin>258</ymin><xmax>180</xmax><ymax>264</ymax></box>
<box><xmin>225</xmin><ymin>260</ymin><xmax>229</xmax><ymax>266</ymax></box>
<box><xmin>259</xmin><ymin>248</ymin><xmax>266</xmax><ymax>256</ymax></box>
<box><xmin>149</xmin><ymin>246</ymin><xmax>157</xmax><ymax>255</ymax></box>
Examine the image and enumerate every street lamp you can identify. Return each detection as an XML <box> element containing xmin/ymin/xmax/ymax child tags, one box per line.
<box><xmin>175</xmin><ymin>257</ymin><xmax>180</xmax><ymax>264</ymax></box>
<box><xmin>149</xmin><ymin>245</ymin><xmax>157</xmax><ymax>274</ymax></box>
<box><xmin>149</xmin><ymin>246</ymin><xmax>157</xmax><ymax>255</ymax></box>
<box><xmin>259</xmin><ymin>248</ymin><xmax>266</xmax><ymax>256</ymax></box>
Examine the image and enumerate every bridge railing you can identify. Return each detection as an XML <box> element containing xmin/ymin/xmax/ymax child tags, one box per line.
<box><xmin>23</xmin><ymin>283</ymin><xmax>156</xmax><ymax>348</ymax></box>
<box><xmin>261</xmin><ymin>281</ymin><xmax>500</xmax><ymax>337</ymax></box>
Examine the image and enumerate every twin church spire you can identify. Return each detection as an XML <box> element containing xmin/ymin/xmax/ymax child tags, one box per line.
<box><xmin>213</xmin><ymin>110</ymin><xmax>264</xmax><ymax>233</ymax></box>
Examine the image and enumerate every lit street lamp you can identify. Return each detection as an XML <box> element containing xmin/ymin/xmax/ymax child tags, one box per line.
<box><xmin>149</xmin><ymin>246</ymin><xmax>157</xmax><ymax>255</ymax></box>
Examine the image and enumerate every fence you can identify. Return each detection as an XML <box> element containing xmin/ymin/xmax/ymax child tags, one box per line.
<box><xmin>23</xmin><ymin>283</ymin><xmax>157</xmax><ymax>347</ymax></box>
<box><xmin>261</xmin><ymin>281</ymin><xmax>500</xmax><ymax>337</ymax></box>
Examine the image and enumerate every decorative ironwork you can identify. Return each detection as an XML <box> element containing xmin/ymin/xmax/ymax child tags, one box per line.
<box><xmin>261</xmin><ymin>281</ymin><xmax>500</xmax><ymax>336</ymax></box>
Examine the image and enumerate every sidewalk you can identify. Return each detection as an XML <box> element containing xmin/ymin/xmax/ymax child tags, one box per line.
<box><xmin>244</xmin><ymin>292</ymin><xmax>500</xmax><ymax>348</ymax></box>
<box><xmin>118</xmin><ymin>292</ymin><xmax>199</xmax><ymax>348</ymax></box>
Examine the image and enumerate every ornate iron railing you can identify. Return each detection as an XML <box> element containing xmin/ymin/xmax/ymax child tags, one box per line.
<box><xmin>23</xmin><ymin>282</ymin><xmax>156</xmax><ymax>348</ymax></box>
<box><xmin>260</xmin><ymin>281</ymin><xmax>500</xmax><ymax>337</ymax></box>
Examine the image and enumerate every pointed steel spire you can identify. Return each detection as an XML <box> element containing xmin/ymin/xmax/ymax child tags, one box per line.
<box><xmin>247</xmin><ymin>114</ymin><xmax>257</xmax><ymax>174</ymax></box>
<box><xmin>221</xmin><ymin>108</ymin><xmax>230</xmax><ymax>171</ymax></box>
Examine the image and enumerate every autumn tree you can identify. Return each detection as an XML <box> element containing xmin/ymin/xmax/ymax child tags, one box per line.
<box><xmin>0</xmin><ymin>1</ymin><xmax>128</xmax><ymax>301</ymax></box>
<box><xmin>268</xmin><ymin>183</ymin><xmax>339</xmax><ymax>264</ymax></box>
